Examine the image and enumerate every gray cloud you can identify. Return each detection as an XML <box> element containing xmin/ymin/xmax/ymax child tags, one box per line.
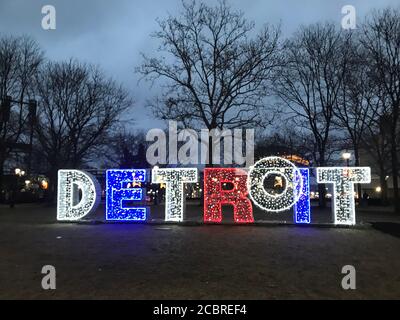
<box><xmin>0</xmin><ymin>0</ymin><xmax>399</xmax><ymax>129</ymax></box>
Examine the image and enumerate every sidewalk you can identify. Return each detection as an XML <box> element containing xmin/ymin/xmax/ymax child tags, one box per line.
<box><xmin>0</xmin><ymin>203</ymin><xmax>399</xmax><ymax>299</ymax></box>
<box><xmin>1</xmin><ymin>202</ymin><xmax>399</xmax><ymax>225</ymax></box>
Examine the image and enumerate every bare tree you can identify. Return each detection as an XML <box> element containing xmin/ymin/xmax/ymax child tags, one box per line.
<box><xmin>35</xmin><ymin>59</ymin><xmax>132</xmax><ymax>198</ymax></box>
<box><xmin>333</xmin><ymin>35</ymin><xmax>380</xmax><ymax>199</ymax></box>
<box><xmin>100</xmin><ymin>130</ymin><xmax>149</xmax><ymax>169</ymax></box>
<box><xmin>138</xmin><ymin>0</ymin><xmax>281</xmax><ymax>165</ymax></box>
<box><xmin>360</xmin><ymin>7</ymin><xmax>400</xmax><ymax>212</ymax></box>
<box><xmin>0</xmin><ymin>35</ymin><xmax>43</xmax><ymax>189</ymax></box>
<box><xmin>361</xmin><ymin>111</ymin><xmax>392</xmax><ymax>203</ymax></box>
<box><xmin>255</xmin><ymin>127</ymin><xmax>312</xmax><ymax>164</ymax></box>
<box><xmin>275</xmin><ymin>23</ymin><xmax>350</xmax><ymax>207</ymax></box>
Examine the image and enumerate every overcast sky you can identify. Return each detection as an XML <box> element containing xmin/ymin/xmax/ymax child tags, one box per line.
<box><xmin>0</xmin><ymin>0</ymin><xmax>399</xmax><ymax>130</ymax></box>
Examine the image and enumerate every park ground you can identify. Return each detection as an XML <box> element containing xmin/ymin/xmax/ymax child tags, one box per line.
<box><xmin>0</xmin><ymin>202</ymin><xmax>399</xmax><ymax>299</ymax></box>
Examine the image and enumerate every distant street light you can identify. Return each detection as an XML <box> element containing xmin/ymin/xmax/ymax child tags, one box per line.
<box><xmin>41</xmin><ymin>179</ymin><xmax>49</xmax><ymax>190</ymax></box>
<box><xmin>342</xmin><ymin>152</ymin><xmax>351</xmax><ymax>166</ymax></box>
<box><xmin>15</xmin><ymin>168</ymin><xmax>26</xmax><ymax>177</ymax></box>
<box><xmin>11</xmin><ymin>167</ymin><xmax>26</xmax><ymax>208</ymax></box>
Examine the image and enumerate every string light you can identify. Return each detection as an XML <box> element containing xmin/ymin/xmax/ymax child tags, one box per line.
<box><xmin>106</xmin><ymin>169</ymin><xmax>147</xmax><ymax>221</ymax></box>
<box><xmin>293</xmin><ymin>168</ymin><xmax>311</xmax><ymax>224</ymax></box>
<box><xmin>152</xmin><ymin>168</ymin><xmax>198</xmax><ymax>222</ymax></box>
<box><xmin>204</xmin><ymin>168</ymin><xmax>254</xmax><ymax>223</ymax></box>
<box><xmin>56</xmin><ymin>163</ymin><xmax>372</xmax><ymax>227</ymax></box>
<box><xmin>247</xmin><ymin>156</ymin><xmax>302</xmax><ymax>212</ymax></box>
<box><xmin>317</xmin><ymin>167</ymin><xmax>371</xmax><ymax>225</ymax></box>
<box><xmin>57</xmin><ymin>170</ymin><xmax>100</xmax><ymax>221</ymax></box>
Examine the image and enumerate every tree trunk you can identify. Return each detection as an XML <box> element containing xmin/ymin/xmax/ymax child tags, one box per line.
<box><xmin>46</xmin><ymin>168</ymin><xmax>58</xmax><ymax>204</ymax></box>
<box><xmin>318</xmin><ymin>152</ymin><xmax>326</xmax><ymax>208</ymax></box>
<box><xmin>391</xmin><ymin>144</ymin><xmax>399</xmax><ymax>213</ymax></box>
<box><xmin>318</xmin><ymin>183</ymin><xmax>326</xmax><ymax>208</ymax></box>
<box><xmin>206</xmin><ymin>126</ymin><xmax>219</xmax><ymax>168</ymax></box>
<box><xmin>354</xmin><ymin>148</ymin><xmax>362</xmax><ymax>202</ymax></box>
<box><xmin>379</xmin><ymin>170</ymin><xmax>388</xmax><ymax>205</ymax></box>
<box><xmin>0</xmin><ymin>156</ymin><xmax>4</xmax><ymax>201</ymax></box>
<box><xmin>207</xmin><ymin>135</ymin><xmax>213</xmax><ymax>168</ymax></box>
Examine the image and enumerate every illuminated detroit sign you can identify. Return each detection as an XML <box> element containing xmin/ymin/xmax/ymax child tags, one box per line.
<box><xmin>57</xmin><ymin>156</ymin><xmax>371</xmax><ymax>226</ymax></box>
